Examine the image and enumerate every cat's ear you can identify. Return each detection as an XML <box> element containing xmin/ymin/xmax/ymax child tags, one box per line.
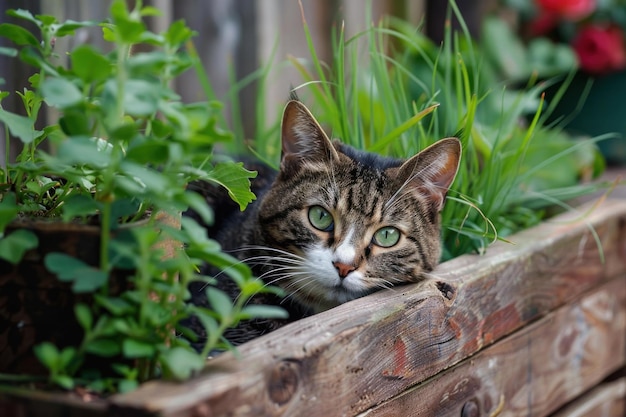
<box><xmin>396</xmin><ymin>137</ymin><xmax>461</xmax><ymax>211</ymax></box>
<box><xmin>280</xmin><ymin>100</ymin><xmax>339</xmax><ymax>172</ymax></box>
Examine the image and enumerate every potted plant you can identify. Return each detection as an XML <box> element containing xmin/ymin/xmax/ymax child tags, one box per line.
<box><xmin>0</xmin><ymin>0</ymin><xmax>284</xmax><ymax>393</ymax></box>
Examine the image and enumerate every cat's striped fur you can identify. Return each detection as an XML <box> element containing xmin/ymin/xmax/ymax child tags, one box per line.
<box><xmin>188</xmin><ymin>100</ymin><xmax>461</xmax><ymax>345</ymax></box>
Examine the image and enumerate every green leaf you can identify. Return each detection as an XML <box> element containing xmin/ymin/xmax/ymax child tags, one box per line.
<box><xmin>110</xmin><ymin>0</ymin><xmax>146</xmax><ymax>43</ymax></box>
<box><xmin>122</xmin><ymin>339</ymin><xmax>155</xmax><ymax>358</ymax></box>
<box><xmin>52</xmin><ymin>375</ymin><xmax>74</xmax><ymax>390</ymax></box>
<box><xmin>55</xmin><ymin>20</ymin><xmax>97</xmax><ymax>37</ymax></box>
<box><xmin>123</xmin><ymin>79</ymin><xmax>160</xmax><ymax>116</ymax></box>
<box><xmin>85</xmin><ymin>338</ymin><xmax>121</xmax><ymax>357</ymax></box>
<box><xmin>57</xmin><ymin>136</ymin><xmax>111</xmax><ymax>169</ymax></box>
<box><xmin>0</xmin><ymin>46</ymin><xmax>17</xmax><ymax>57</ymax></box>
<box><xmin>44</xmin><ymin>253</ymin><xmax>108</xmax><ymax>293</ymax></box>
<box><xmin>0</xmin><ymin>108</ymin><xmax>39</xmax><ymax>144</ymax></box>
<box><xmin>19</xmin><ymin>47</ymin><xmax>59</xmax><ymax>76</ymax></box>
<box><xmin>40</xmin><ymin>77</ymin><xmax>83</xmax><ymax>108</ymax></box>
<box><xmin>125</xmin><ymin>140</ymin><xmax>169</xmax><ymax>164</ymax></box>
<box><xmin>0</xmin><ymin>192</ymin><xmax>19</xmax><ymax>233</ymax></box>
<box><xmin>0</xmin><ymin>23</ymin><xmax>39</xmax><ymax>47</ymax></box>
<box><xmin>34</xmin><ymin>342</ymin><xmax>60</xmax><ymax>372</ymax></box>
<box><xmin>204</xmin><ymin>163</ymin><xmax>257</xmax><ymax>211</ymax></box>
<box><xmin>118</xmin><ymin>379</ymin><xmax>139</xmax><ymax>393</ymax></box>
<box><xmin>159</xmin><ymin>347</ymin><xmax>205</xmax><ymax>380</ymax></box>
<box><xmin>238</xmin><ymin>305</ymin><xmax>289</xmax><ymax>320</ymax></box>
<box><xmin>110</xmin><ymin>198</ymin><xmax>140</xmax><ymax>222</ymax></box>
<box><xmin>59</xmin><ymin>110</ymin><xmax>90</xmax><ymax>136</ymax></box>
<box><xmin>206</xmin><ymin>287</ymin><xmax>233</xmax><ymax>319</ymax></box>
<box><xmin>6</xmin><ymin>9</ymin><xmax>40</xmax><ymax>26</ymax></box>
<box><xmin>164</xmin><ymin>20</ymin><xmax>195</xmax><ymax>46</ymax></box>
<box><xmin>120</xmin><ymin>161</ymin><xmax>170</xmax><ymax>193</ymax></box>
<box><xmin>95</xmin><ymin>295</ymin><xmax>134</xmax><ymax>316</ymax></box>
<box><xmin>58</xmin><ymin>346</ymin><xmax>78</xmax><ymax>369</ymax></box>
<box><xmin>70</xmin><ymin>45</ymin><xmax>111</xmax><ymax>83</ymax></box>
<box><xmin>75</xmin><ymin>303</ymin><xmax>93</xmax><ymax>331</ymax></box>
<box><xmin>0</xmin><ymin>229</ymin><xmax>38</xmax><ymax>264</ymax></box>
<box><xmin>181</xmin><ymin>191</ymin><xmax>213</xmax><ymax>225</ymax></box>
<box><xmin>35</xmin><ymin>14</ymin><xmax>57</xmax><ymax>25</ymax></box>
<box><xmin>61</xmin><ymin>195</ymin><xmax>101</xmax><ymax>222</ymax></box>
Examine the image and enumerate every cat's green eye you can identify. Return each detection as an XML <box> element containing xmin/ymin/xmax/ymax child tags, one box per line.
<box><xmin>373</xmin><ymin>226</ymin><xmax>400</xmax><ymax>248</ymax></box>
<box><xmin>308</xmin><ymin>205</ymin><xmax>334</xmax><ymax>231</ymax></box>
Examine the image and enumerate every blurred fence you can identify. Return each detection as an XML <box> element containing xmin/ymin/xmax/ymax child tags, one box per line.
<box><xmin>0</xmin><ymin>0</ymin><xmax>497</xmax><ymax>162</ymax></box>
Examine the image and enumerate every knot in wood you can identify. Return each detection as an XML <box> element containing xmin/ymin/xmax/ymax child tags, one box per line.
<box><xmin>436</xmin><ymin>280</ymin><xmax>456</xmax><ymax>301</ymax></box>
<box><xmin>461</xmin><ymin>398</ymin><xmax>479</xmax><ymax>417</ymax></box>
<box><xmin>268</xmin><ymin>360</ymin><xmax>300</xmax><ymax>406</ymax></box>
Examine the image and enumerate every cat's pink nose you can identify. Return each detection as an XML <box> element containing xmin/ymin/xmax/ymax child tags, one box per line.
<box><xmin>333</xmin><ymin>261</ymin><xmax>355</xmax><ymax>278</ymax></box>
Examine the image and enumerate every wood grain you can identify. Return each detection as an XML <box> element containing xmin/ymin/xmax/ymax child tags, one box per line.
<box><xmin>360</xmin><ymin>276</ymin><xmax>626</xmax><ymax>416</ymax></box>
<box><xmin>550</xmin><ymin>377</ymin><xmax>626</xmax><ymax>417</ymax></box>
<box><xmin>110</xmin><ymin>199</ymin><xmax>626</xmax><ymax>417</ymax></box>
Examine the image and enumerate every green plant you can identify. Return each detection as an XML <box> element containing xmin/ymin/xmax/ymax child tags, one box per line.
<box><xmin>248</xmin><ymin>1</ymin><xmax>607</xmax><ymax>260</ymax></box>
<box><xmin>0</xmin><ymin>1</ymin><xmax>285</xmax><ymax>393</ymax></box>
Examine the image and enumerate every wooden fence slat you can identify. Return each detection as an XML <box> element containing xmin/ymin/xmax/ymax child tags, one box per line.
<box><xmin>360</xmin><ymin>276</ymin><xmax>626</xmax><ymax>416</ymax></box>
<box><xmin>550</xmin><ymin>377</ymin><xmax>626</xmax><ymax>417</ymax></box>
<box><xmin>109</xmin><ymin>200</ymin><xmax>626</xmax><ymax>416</ymax></box>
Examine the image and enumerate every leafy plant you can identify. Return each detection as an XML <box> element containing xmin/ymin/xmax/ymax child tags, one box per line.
<box><xmin>246</xmin><ymin>1</ymin><xmax>606</xmax><ymax>260</ymax></box>
<box><xmin>0</xmin><ymin>1</ymin><xmax>285</xmax><ymax>393</ymax></box>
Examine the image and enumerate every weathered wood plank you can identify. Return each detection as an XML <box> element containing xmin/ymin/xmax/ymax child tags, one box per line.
<box><xmin>359</xmin><ymin>276</ymin><xmax>626</xmax><ymax>416</ymax></box>
<box><xmin>550</xmin><ymin>377</ymin><xmax>626</xmax><ymax>417</ymax></box>
<box><xmin>110</xmin><ymin>199</ymin><xmax>626</xmax><ymax>416</ymax></box>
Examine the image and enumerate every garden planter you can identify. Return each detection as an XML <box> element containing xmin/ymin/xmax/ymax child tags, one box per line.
<box><xmin>543</xmin><ymin>71</ymin><xmax>626</xmax><ymax>166</ymax></box>
<box><xmin>0</xmin><ymin>212</ymin><xmax>181</xmax><ymax>376</ymax></box>
<box><xmin>1</xmin><ymin>199</ymin><xmax>625</xmax><ymax>416</ymax></box>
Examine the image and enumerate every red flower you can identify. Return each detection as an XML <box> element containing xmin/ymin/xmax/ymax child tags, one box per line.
<box><xmin>535</xmin><ymin>0</ymin><xmax>596</xmax><ymax>20</ymax></box>
<box><xmin>572</xmin><ymin>25</ymin><xmax>626</xmax><ymax>74</ymax></box>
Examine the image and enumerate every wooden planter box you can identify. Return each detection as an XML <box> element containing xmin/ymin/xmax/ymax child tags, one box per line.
<box><xmin>2</xmin><ymin>199</ymin><xmax>626</xmax><ymax>416</ymax></box>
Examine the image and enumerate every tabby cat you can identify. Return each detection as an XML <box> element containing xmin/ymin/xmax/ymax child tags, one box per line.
<box><xmin>187</xmin><ymin>99</ymin><xmax>461</xmax><ymax>346</ymax></box>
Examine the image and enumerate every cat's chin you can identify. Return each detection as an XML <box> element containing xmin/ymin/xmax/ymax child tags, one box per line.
<box><xmin>298</xmin><ymin>277</ymin><xmax>371</xmax><ymax>313</ymax></box>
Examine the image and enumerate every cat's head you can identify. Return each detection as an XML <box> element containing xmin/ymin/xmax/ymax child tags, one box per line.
<box><xmin>257</xmin><ymin>100</ymin><xmax>461</xmax><ymax>312</ymax></box>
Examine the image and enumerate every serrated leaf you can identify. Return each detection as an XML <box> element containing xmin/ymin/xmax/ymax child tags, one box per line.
<box><xmin>204</xmin><ymin>162</ymin><xmax>257</xmax><ymax>211</ymax></box>
<box><xmin>44</xmin><ymin>253</ymin><xmax>108</xmax><ymax>293</ymax></box>
<box><xmin>0</xmin><ymin>229</ymin><xmax>38</xmax><ymax>264</ymax></box>
<box><xmin>122</xmin><ymin>339</ymin><xmax>155</xmax><ymax>358</ymax></box>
